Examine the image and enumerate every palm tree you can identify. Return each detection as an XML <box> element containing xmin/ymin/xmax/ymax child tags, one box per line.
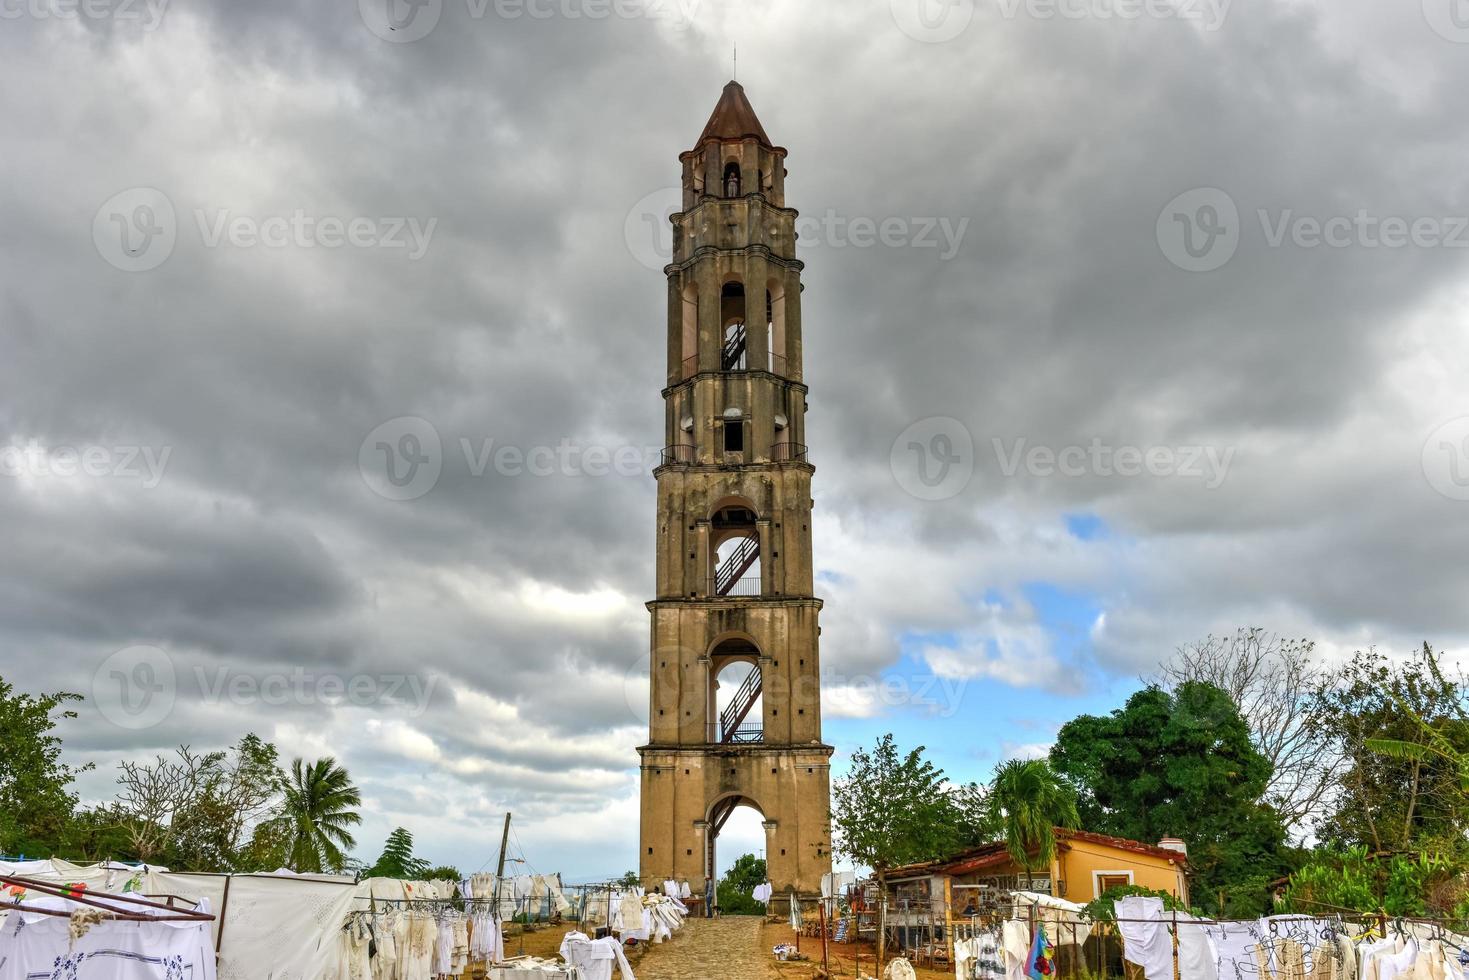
<box><xmin>271</xmin><ymin>757</ymin><xmax>362</xmax><ymax>873</ymax></box>
<box><xmin>987</xmin><ymin>759</ymin><xmax>1081</xmax><ymax>885</ymax></box>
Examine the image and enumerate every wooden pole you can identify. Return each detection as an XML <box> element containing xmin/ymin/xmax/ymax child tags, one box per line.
<box><xmin>1171</xmin><ymin>909</ymin><xmax>1180</xmax><ymax>980</ymax></box>
<box><xmin>820</xmin><ymin>896</ymin><xmax>830</xmax><ymax>976</ymax></box>
<box><xmin>495</xmin><ymin>812</ymin><xmax>512</xmax><ymax>884</ymax></box>
<box><xmin>215</xmin><ymin>874</ymin><xmax>232</xmax><ymax>955</ymax></box>
<box><xmin>945</xmin><ymin>878</ymin><xmax>956</xmax><ymax>969</ymax></box>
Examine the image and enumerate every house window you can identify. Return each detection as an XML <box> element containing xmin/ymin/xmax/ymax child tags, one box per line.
<box><xmin>1094</xmin><ymin>871</ymin><xmax>1134</xmax><ymax>897</ymax></box>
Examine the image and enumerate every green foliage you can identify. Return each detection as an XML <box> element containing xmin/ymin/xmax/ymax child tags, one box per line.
<box><xmin>832</xmin><ymin>734</ymin><xmax>979</xmax><ymax>880</ymax></box>
<box><xmin>171</xmin><ymin>735</ymin><xmax>284</xmax><ymax>871</ymax></box>
<box><xmin>1050</xmin><ymin>682</ymin><xmax>1292</xmax><ymax>917</ymax></box>
<box><xmin>1313</xmin><ymin>646</ymin><xmax>1469</xmax><ymax>852</ymax></box>
<box><xmin>616</xmin><ymin>871</ymin><xmax>641</xmax><ymax>888</ymax></box>
<box><xmin>421</xmin><ymin>866</ymin><xmax>463</xmax><ymax>883</ymax></box>
<box><xmin>1081</xmin><ymin>885</ymin><xmax>1190</xmax><ymax>922</ymax></box>
<box><xmin>263</xmin><ymin>757</ymin><xmax>362</xmax><ymax>873</ymax></box>
<box><xmin>724</xmin><ymin>853</ymin><xmax>767</xmax><ymax>893</ymax></box>
<box><xmin>988</xmin><ymin>759</ymin><xmax>1079</xmax><ymax>874</ymax></box>
<box><xmin>58</xmin><ymin>807</ymin><xmax>137</xmax><ymax>863</ymax></box>
<box><xmin>717</xmin><ymin>854</ymin><xmax>768</xmax><ymax>916</ymax></box>
<box><xmin>0</xmin><ymin>680</ymin><xmax>91</xmax><ymax>855</ymax></box>
<box><xmin>367</xmin><ymin>827</ymin><xmax>430</xmax><ymax>879</ymax></box>
<box><xmin>1282</xmin><ymin>847</ymin><xmax>1460</xmax><ymax>918</ymax></box>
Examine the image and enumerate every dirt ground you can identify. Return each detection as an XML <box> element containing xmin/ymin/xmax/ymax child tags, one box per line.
<box><xmin>496</xmin><ymin>916</ymin><xmax>954</xmax><ymax>980</ymax></box>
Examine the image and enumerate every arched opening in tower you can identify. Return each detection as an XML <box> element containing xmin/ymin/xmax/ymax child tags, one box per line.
<box><xmin>720</xmin><ymin>282</ymin><xmax>747</xmax><ymax>371</ymax></box>
<box><xmin>722</xmin><ymin>161</ymin><xmax>742</xmax><ymax>198</ymax></box>
<box><xmin>710</xmin><ymin>503</ymin><xmax>760</xmax><ymax>596</ymax></box>
<box><xmin>710</xmin><ymin>803</ymin><xmax>768</xmax><ymax>902</ymax></box>
<box><xmin>702</xmin><ymin>792</ymin><xmax>768</xmax><ymax>899</ymax></box>
<box><xmin>712</xmin><ymin>655</ymin><xmax>762</xmax><ymax>744</ymax></box>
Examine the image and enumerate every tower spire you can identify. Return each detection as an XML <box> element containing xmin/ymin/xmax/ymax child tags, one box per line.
<box><xmin>694</xmin><ymin>79</ymin><xmax>775</xmax><ymax>148</ymax></box>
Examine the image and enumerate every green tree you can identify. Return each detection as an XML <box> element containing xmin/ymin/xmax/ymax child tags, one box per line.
<box><xmin>988</xmin><ymin>759</ymin><xmax>1079</xmax><ymax>880</ymax></box>
<box><xmin>421</xmin><ymin>865</ymin><xmax>463</xmax><ymax>882</ymax></box>
<box><xmin>367</xmin><ymin>828</ymin><xmax>430</xmax><ymax>879</ymax></box>
<box><xmin>717</xmin><ymin>854</ymin><xmax>768</xmax><ymax>916</ymax></box>
<box><xmin>1050</xmin><ymin>682</ymin><xmax>1291</xmax><ymax>916</ymax></box>
<box><xmin>170</xmin><ymin>735</ymin><xmax>284</xmax><ymax>871</ymax></box>
<box><xmin>833</xmin><ymin>735</ymin><xmax>979</xmax><ymax>962</ymax></box>
<box><xmin>265</xmin><ymin>757</ymin><xmax>362</xmax><ymax>873</ymax></box>
<box><xmin>111</xmin><ymin>735</ymin><xmax>284</xmax><ymax>870</ymax></box>
<box><xmin>1323</xmin><ymin>645</ymin><xmax>1469</xmax><ymax>852</ymax></box>
<box><xmin>0</xmin><ymin>680</ymin><xmax>90</xmax><ymax>855</ymax></box>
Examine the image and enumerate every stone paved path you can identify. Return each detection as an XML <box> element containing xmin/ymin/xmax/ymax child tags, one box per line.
<box><xmin>636</xmin><ymin>917</ymin><xmax>788</xmax><ymax>980</ymax></box>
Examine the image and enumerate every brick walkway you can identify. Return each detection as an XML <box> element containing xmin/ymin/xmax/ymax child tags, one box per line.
<box><xmin>636</xmin><ymin>917</ymin><xmax>789</xmax><ymax>980</ymax></box>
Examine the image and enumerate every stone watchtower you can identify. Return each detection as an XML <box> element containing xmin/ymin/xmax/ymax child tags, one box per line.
<box><xmin>638</xmin><ymin>81</ymin><xmax>833</xmax><ymax>904</ymax></box>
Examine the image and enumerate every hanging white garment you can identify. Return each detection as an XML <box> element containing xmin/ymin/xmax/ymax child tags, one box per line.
<box><xmin>0</xmin><ymin>897</ymin><xmax>218</xmax><ymax>980</ymax></box>
<box><xmin>1116</xmin><ymin>896</ymin><xmax>1174</xmax><ymax>980</ymax></box>
<box><xmin>885</xmin><ymin>958</ymin><xmax>918</xmax><ymax>980</ymax></box>
<box><xmin>1176</xmin><ymin>912</ymin><xmax>1220</xmax><ymax>980</ymax></box>
<box><xmin>752</xmin><ymin>882</ymin><xmax>773</xmax><ymax>903</ymax></box>
<box><xmin>957</xmin><ymin>931</ymin><xmax>1005</xmax><ymax>980</ymax></box>
<box><xmin>559</xmin><ymin>932</ymin><xmax>636</xmax><ymax>980</ymax></box>
<box><xmin>1011</xmin><ymin>892</ymin><xmax>1092</xmax><ymax>948</ymax></box>
<box><xmin>1204</xmin><ymin>920</ymin><xmax>1262</xmax><ymax>980</ymax></box>
<box><xmin>1378</xmin><ymin>942</ymin><xmax>1420</xmax><ymax>980</ymax></box>
<box><xmin>1000</xmin><ymin>920</ymin><xmax>1031</xmax><ymax>980</ymax></box>
<box><xmin>821</xmin><ymin>871</ymin><xmax>857</xmax><ymax>899</ymax></box>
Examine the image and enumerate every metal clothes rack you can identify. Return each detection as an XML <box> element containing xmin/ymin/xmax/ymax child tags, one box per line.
<box><xmin>0</xmin><ymin>874</ymin><xmax>217</xmax><ymax>924</ymax></box>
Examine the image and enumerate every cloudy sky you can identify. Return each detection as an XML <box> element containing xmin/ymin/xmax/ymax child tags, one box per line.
<box><xmin>3</xmin><ymin>0</ymin><xmax>1469</xmax><ymax>878</ymax></box>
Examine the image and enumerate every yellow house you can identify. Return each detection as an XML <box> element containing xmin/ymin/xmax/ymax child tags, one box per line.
<box><xmin>887</xmin><ymin>828</ymin><xmax>1189</xmax><ymax>910</ymax></box>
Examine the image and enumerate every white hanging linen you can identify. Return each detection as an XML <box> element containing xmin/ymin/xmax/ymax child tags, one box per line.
<box><xmin>1176</xmin><ymin>912</ymin><xmax>1220</xmax><ymax>980</ymax></box>
<box><xmin>1204</xmin><ymin>920</ymin><xmax>1262</xmax><ymax>980</ymax></box>
<box><xmin>0</xmin><ymin>895</ymin><xmax>217</xmax><ymax>980</ymax></box>
<box><xmin>559</xmin><ymin>932</ymin><xmax>636</xmax><ymax>980</ymax></box>
<box><xmin>1116</xmin><ymin>896</ymin><xmax>1175</xmax><ymax>980</ymax></box>
<box><xmin>1000</xmin><ymin>920</ymin><xmax>1031</xmax><ymax>980</ymax></box>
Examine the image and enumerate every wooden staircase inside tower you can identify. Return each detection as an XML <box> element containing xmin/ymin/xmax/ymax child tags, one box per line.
<box><xmin>714</xmin><ymin>537</ymin><xmax>759</xmax><ymax>595</ymax></box>
<box><xmin>720</xmin><ymin>666</ymin><xmax>763</xmax><ymax>743</ymax></box>
<box><xmin>722</xmin><ymin>323</ymin><xmax>748</xmax><ymax>370</ymax></box>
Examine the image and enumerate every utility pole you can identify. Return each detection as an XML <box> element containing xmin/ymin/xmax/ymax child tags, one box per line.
<box><xmin>495</xmin><ymin>812</ymin><xmax>512</xmax><ymax>883</ymax></box>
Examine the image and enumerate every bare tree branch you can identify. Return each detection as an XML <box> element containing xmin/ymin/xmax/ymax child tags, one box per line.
<box><xmin>1158</xmin><ymin>628</ymin><xmax>1342</xmax><ymax>838</ymax></box>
